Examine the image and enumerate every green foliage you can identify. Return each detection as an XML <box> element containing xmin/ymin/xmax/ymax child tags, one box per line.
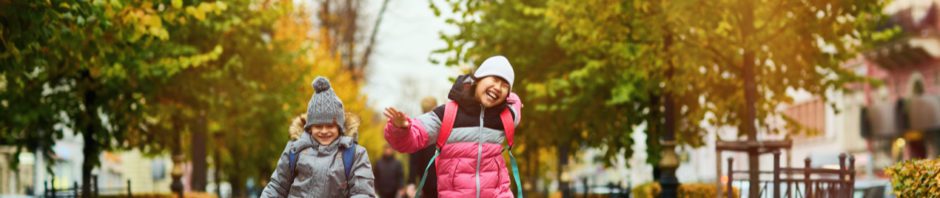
<box><xmin>0</xmin><ymin>0</ymin><xmax>323</xmax><ymax>194</ymax></box>
<box><xmin>3</xmin><ymin>1</ymin><xmax>385</xmax><ymax>195</ymax></box>
<box><xmin>429</xmin><ymin>0</ymin><xmax>893</xmax><ymax>174</ymax></box>
<box><xmin>885</xmin><ymin>159</ymin><xmax>940</xmax><ymax>197</ymax></box>
<box><xmin>0</xmin><ymin>0</ymin><xmax>231</xmax><ymax>171</ymax></box>
<box><xmin>659</xmin><ymin>0</ymin><xmax>892</xmax><ymax>136</ymax></box>
<box><xmin>155</xmin><ymin>1</ymin><xmax>302</xmax><ymax>192</ymax></box>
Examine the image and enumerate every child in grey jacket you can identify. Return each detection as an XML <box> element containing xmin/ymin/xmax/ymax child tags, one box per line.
<box><xmin>261</xmin><ymin>77</ymin><xmax>376</xmax><ymax>198</ymax></box>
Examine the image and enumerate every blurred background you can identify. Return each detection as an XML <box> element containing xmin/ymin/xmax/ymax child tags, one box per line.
<box><xmin>2</xmin><ymin>0</ymin><xmax>938</xmax><ymax>197</ymax></box>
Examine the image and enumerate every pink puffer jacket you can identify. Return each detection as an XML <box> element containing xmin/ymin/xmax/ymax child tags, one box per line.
<box><xmin>385</xmin><ymin>83</ymin><xmax>521</xmax><ymax>198</ymax></box>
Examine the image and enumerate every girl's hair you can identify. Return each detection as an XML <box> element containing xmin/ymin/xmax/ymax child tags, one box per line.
<box><xmin>464</xmin><ymin>76</ymin><xmax>510</xmax><ymax>105</ymax></box>
<box><xmin>467</xmin><ymin>78</ymin><xmax>480</xmax><ymax>98</ymax></box>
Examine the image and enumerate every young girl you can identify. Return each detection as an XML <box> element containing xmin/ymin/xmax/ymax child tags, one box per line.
<box><xmin>384</xmin><ymin>56</ymin><xmax>523</xmax><ymax>198</ymax></box>
<box><xmin>262</xmin><ymin>77</ymin><xmax>377</xmax><ymax>198</ymax></box>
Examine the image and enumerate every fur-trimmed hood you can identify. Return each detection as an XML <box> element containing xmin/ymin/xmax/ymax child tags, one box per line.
<box><xmin>289</xmin><ymin>112</ymin><xmax>360</xmax><ymax>141</ymax></box>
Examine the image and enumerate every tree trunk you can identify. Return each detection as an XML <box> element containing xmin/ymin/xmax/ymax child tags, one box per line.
<box><xmin>81</xmin><ymin>70</ymin><xmax>98</xmax><ymax>198</ymax></box>
<box><xmin>215</xmin><ymin>144</ymin><xmax>223</xmax><ymax>197</ymax></box>
<box><xmin>557</xmin><ymin>144</ymin><xmax>571</xmax><ymax>198</ymax></box>
<box><xmin>743</xmin><ymin>51</ymin><xmax>760</xmax><ymax>198</ymax></box>
<box><xmin>739</xmin><ymin>1</ymin><xmax>761</xmax><ymax>197</ymax></box>
<box><xmin>81</xmin><ymin>126</ymin><xmax>96</xmax><ymax>198</ymax></box>
<box><xmin>743</xmin><ymin>53</ymin><xmax>761</xmax><ymax>198</ymax></box>
<box><xmin>191</xmin><ymin>110</ymin><xmax>208</xmax><ymax>191</ymax></box>
<box><xmin>230</xmin><ymin>166</ymin><xmax>245</xmax><ymax>197</ymax></box>
<box><xmin>230</xmin><ymin>143</ymin><xmax>245</xmax><ymax>198</ymax></box>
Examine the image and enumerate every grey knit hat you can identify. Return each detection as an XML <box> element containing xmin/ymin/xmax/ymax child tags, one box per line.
<box><xmin>305</xmin><ymin>76</ymin><xmax>346</xmax><ymax>134</ymax></box>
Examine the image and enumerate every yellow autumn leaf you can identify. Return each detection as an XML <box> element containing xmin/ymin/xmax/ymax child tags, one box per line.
<box><xmin>186</xmin><ymin>7</ymin><xmax>205</xmax><ymax>21</ymax></box>
<box><xmin>214</xmin><ymin>2</ymin><xmax>228</xmax><ymax>13</ymax></box>
<box><xmin>171</xmin><ymin>0</ymin><xmax>182</xmax><ymax>9</ymax></box>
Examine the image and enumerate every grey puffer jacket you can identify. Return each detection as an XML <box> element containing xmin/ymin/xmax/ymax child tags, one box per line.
<box><xmin>261</xmin><ymin>115</ymin><xmax>376</xmax><ymax>198</ymax></box>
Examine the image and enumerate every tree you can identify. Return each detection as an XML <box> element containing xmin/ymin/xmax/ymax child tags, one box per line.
<box><xmin>2</xmin><ymin>1</ymin><xmax>391</xmax><ymax>196</ymax></box>
<box><xmin>139</xmin><ymin>0</ymin><xmax>297</xmax><ymax>193</ymax></box>
<box><xmin>314</xmin><ymin>0</ymin><xmax>390</xmax><ymax>81</ymax></box>
<box><xmin>427</xmin><ymin>1</ymin><xmax>648</xmax><ymax>195</ymax></box>
<box><xmin>653</xmin><ymin>1</ymin><xmax>889</xmax><ymax>195</ymax></box>
<box><xmin>1</xmin><ymin>0</ymin><xmax>229</xmax><ymax>196</ymax></box>
<box><xmin>430</xmin><ymin>0</ymin><xmax>891</xmax><ymax>196</ymax></box>
<box><xmin>198</xmin><ymin>1</ymin><xmax>386</xmax><ymax>195</ymax></box>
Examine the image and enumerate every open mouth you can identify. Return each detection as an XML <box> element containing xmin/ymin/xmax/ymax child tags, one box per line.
<box><xmin>486</xmin><ymin>88</ymin><xmax>499</xmax><ymax>101</ymax></box>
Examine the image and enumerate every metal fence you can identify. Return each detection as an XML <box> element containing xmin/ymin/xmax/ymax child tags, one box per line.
<box><xmin>726</xmin><ymin>152</ymin><xmax>856</xmax><ymax>198</ymax></box>
<box><xmin>42</xmin><ymin>175</ymin><xmax>132</xmax><ymax>198</ymax></box>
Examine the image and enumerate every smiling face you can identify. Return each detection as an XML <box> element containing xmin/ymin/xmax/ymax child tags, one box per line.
<box><xmin>473</xmin><ymin>76</ymin><xmax>510</xmax><ymax>108</ymax></box>
<box><xmin>309</xmin><ymin>123</ymin><xmax>339</xmax><ymax>145</ymax></box>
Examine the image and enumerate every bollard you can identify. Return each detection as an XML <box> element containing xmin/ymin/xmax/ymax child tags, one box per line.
<box><xmin>773</xmin><ymin>151</ymin><xmax>781</xmax><ymax>198</ymax></box>
<box><xmin>93</xmin><ymin>175</ymin><xmax>99</xmax><ymax>198</ymax></box>
<box><xmin>51</xmin><ymin>178</ymin><xmax>56</xmax><ymax>198</ymax></box>
<box><xmin>848</xmin><ymin>155</ymin><xmax>856</xmax><ymax>197</ymax></box>
<box><xmin>838</xmin><ymin>153</ymin><xmax>846</xmax><ymax>197</ymax></box>
<box><xmin>73</xmin><ymin>181</ymin><xmax>78</xmax><ymax>198</ymax></box>
<box><xmin>726</xmin><ymin>157</ymin><xmax>733</xmax><ymax>198</ymax></box>
<box><xmin>127</xmin><ymin>180</ymin><xmax>132</xmax><ymax>198</ymax></box>
<box><xmin>804</xmin><ymin>158</ymin><xmax>812</xmax><ymax>198</ymax></box>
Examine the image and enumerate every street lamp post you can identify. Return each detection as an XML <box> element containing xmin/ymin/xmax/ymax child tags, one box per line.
<box><xmin>659</xmin><ymin>93</ymin><xmax>680</xmax><ymax>198</ymax></box>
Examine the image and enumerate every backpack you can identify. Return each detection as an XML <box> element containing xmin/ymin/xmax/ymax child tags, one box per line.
<box><xmin>415</xmin><ymin>101</ymin><xmax>524</xmax><ymax>198</ymax></box>
<box><xmin>285</xmin><ymin>142</ymin><xmax>357</xmax><ymax>195</ymax></box>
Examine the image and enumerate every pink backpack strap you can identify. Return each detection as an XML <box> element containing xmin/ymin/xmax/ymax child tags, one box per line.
<box><xmin>500</xmin><ymin>108</ymin><xmax>515</xmax><ymax>147</ymax></box>
<box><xmin>437</xmin><ymin>101</ymin><xmax>459</xmax><ymax>148</ymax></box>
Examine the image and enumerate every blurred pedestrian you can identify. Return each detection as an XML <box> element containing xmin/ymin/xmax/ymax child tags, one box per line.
<box><xmin>374</xmin><ymin>145</ymin><xmax>404</xmax><ymax>198</ymax></box>
<box><xmin>406</xmin><ymin>97</ymin><xmax>439</xmax><ymax>198</ymax></box>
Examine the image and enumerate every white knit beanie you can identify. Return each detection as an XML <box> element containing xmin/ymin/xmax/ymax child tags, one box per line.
<box><xmin>473</xmin><ymin>55</ymin><xmax>515</xmax><ymax>90</ymax></box>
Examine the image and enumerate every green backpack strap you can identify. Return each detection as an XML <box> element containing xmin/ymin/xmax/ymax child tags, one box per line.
<box><xmin>500</xmin><ymin>108</ymin><xmax>524</xmax><ymax>198</ymax></box>
<box><xmin>416</xmin><ymin>101</ymin><xmax>458</xmax><ymax>198</ymax></box>
<box><xmin>508</xmin><ymin>147</ymin><xmax>523</xmax><ymax>198</ymax></box>
<box><xmin>414</xmin><ymin>149</ymin><xmax>440</xmax><ymax>198</ymax></box>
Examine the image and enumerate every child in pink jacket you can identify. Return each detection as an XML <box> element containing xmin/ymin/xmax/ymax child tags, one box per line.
<box><xmin>384</xmin><ymin>55</ymin><xmax>523</xmax><ymax>198</ymax></box>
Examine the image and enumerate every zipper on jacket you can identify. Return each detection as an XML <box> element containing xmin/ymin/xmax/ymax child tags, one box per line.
<box><xmin>476</xmin><ymin>104</ymin><xmax>484</xmax><ymax>198</ymax></box>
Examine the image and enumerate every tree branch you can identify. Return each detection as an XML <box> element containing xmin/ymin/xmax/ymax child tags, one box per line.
<box><xmin>703</xmin><ymin>42</ymin><xmax>736</xmax><ymax>68</ymax></box>
<box><xmin>359</xmin><ymin>0</ymin><xmax>390</xmax><ymax>79</ymax></box>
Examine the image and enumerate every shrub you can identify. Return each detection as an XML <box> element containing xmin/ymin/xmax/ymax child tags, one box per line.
<box><xmin>632</xmin><ymin>182</ymin><xmax>739</xmax><ymax>198</ymax></box>
<box><xmin>631</xmin><ymin>182</ymin><xmax>660</xmax><ymax>198</ymax></box>
<box><xmin>885</xmin><ymin>159</ymin><xmax>940</xmax><ymax>197</ymax></box>
<box><xmin>679</xmin><ymin>183</ymin><xmax>739</xmax><ymax>198</ymax></box>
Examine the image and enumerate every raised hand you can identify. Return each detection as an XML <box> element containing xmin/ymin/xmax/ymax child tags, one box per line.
<box><xmin>383</xmin><ymin>107</ymin><xmax>410</xmax><ymax>128</ymax></box>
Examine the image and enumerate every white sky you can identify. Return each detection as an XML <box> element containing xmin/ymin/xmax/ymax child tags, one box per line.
<box><xmin>884</xmin><ymin>0</ymin><xmax>940</xmax><ymax>14</ymax></box>
<box><xmin>358</xmin><ymin>0</ymin><xmax>462</xmax><ymax>116</ymax></box>
<box><xmin>296</xmin><ymin>0</ymin><xmax>463</xmax><ymax>116</ymax></box>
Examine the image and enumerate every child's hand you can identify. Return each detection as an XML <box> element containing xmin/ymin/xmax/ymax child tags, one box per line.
<box><xmin>383</xmin><ymin>107</ymin><xmax>410</xmax><ymax>128</ymax></box>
